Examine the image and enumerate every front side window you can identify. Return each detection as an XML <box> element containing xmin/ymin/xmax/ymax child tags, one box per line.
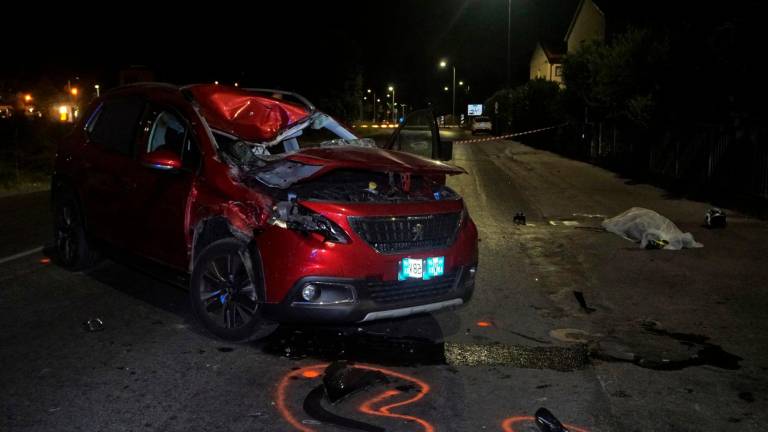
<box><xmin>148</xmin><ymin>111</ymin><xmax>186</xmax><ymax>154</ymax></box>
<box><xmin>146</xmin><ymin>108</ymin><xmax>200</xmax><ymax>171</ymax></box>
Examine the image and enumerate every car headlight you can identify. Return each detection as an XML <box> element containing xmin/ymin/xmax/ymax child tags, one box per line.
<box><xmin>269</xmin><ymin>202</ymin><xmax>350</xmax><ymax>244</ymax></box>
<box><xmin>307</xmin><ymin>213</ymin><xmax>350</xmax><ymax>244</ymax></box>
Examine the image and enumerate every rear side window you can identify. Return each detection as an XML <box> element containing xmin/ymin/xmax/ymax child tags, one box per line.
<box><xmin>88</xmin><ymin>98</ymin><xmax>145</xmax><ymax>156</ymax></box>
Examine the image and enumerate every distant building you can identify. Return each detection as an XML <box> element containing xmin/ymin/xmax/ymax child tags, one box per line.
<box><xmin>529</xmin><ymin>0</ymin><xmax>608</xmax><ymax>87</ymax></box>
<box><xmin>529</xmin><ymin>41</ymin><xmax>565</xmax><ymax>85</ymax></box>
<box><xmin>564</xmin><ymin>0</ymin><xmax>606</xmax><ymax>54</ymax></box>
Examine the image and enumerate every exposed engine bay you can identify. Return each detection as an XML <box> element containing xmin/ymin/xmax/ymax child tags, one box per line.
<box><xmin>251</xmin><ymin>169</ymin><xmax>459</xmax><ymax>203</ymax></box>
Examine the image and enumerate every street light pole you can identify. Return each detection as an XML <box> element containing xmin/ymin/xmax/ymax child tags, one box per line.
<box><xmin>451</xmin><ymin>65</ymin><xmax>456</xmax><ymax>125</ymax></box>
<box><xmin>367</xmin><ymin>89</ymin><xmax>376</xmax><ymax>123</ymax></box>
<box><xmin>507</xmin><ymin>0</ymin><xmax>511</xmax><ymax>88</ymax></box>
<box><xmin>439</xmin><ymin>60</ymin><xmax>458</xmax><ymax>125</ymax></box>
<box><xmin>388</xmin><ymin>86</ymin><xmax>395</xmax><ymax>123</ymax></box>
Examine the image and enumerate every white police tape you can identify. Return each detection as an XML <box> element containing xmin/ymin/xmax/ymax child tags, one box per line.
<box><xmin>454</xmin><ymin>123</ymin><xmax>568</xmax><ymax>144</ymax></box>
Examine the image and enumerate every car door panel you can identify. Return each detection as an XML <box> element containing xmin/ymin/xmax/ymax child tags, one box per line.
<box><xmin>128</xmin><ymin>105</ymin><xmax>196</xmax><ymax>269</ymax></box>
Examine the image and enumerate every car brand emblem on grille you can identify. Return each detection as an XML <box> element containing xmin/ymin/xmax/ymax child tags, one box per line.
<box><xmin>411</xmin><ymin>223</ymin><xmax>424</xmax><ymax>241</ymax></box>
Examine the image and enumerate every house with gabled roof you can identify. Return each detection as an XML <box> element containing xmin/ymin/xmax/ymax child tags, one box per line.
<box><xmin>529</xmin><ymin>41</ymin><xmax>566</xmax><ymax>85</ymax></box>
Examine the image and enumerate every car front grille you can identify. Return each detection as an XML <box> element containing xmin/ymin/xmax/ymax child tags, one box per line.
<box><xmin>348</xmin><ymin>213</ymin><xmax>461</xmax><ymax>254</ymax></box>
<box><xmin>365</xmin><ymin>272</ymin><xmax>458</xmax><ymax>304</ymax></box>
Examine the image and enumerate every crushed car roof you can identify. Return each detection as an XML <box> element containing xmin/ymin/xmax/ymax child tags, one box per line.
<box><xmin>186</xmin><ymin>84</ymin><xmax>311</xmax><ymax>142</ymax></box>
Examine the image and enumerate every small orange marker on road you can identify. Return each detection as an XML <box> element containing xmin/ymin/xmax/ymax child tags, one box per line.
<box><xmin>301</xmin><ymin>370</ymin><xmax>321</xmax><ymax>379</ymax></box>
<box><xmin>476</xmin><ymin>321</ymin><xmax>493</xmax><ymax>327</ymax></box>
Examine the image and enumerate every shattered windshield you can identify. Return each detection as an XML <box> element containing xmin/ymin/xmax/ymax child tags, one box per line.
<box><xmin>213</xmin><ymin>113</ymin><xmax>375</xmax><ymax>166</ymax></box>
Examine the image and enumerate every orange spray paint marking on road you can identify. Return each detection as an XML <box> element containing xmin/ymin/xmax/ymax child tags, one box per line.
<box><xmin>359</xmin><ymin>389</ymin><xmax>435</xmax><ymax>432</ymax></box>
<box><xmin>276</xmin><ymin>363</ymin><xmax>435</xmax><ymax>432</ymax></box>
<box><xmin>276</xmin><ymin>364</ymin><xmax>328</xmax><ymax>432</ymax></box>
<box><xmin>502</xmin><ymin>415</ymin><xmax>590</xmax><ymax>432</ymax></box>
<box><xmin>39</xmin><ymin>258</ymin><xmax>51</xmax><ymax>264</ymax></box>
<box><xmin>476</xmin><ymin>321</ymin><xmax>493</xmax><ymax>327</ymax></box>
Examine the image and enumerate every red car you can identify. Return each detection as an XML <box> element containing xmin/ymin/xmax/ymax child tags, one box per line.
<box><xmin>52</xmin><ymin>83</ymin><xmax>478</xmax><ymax>340</ymax></box>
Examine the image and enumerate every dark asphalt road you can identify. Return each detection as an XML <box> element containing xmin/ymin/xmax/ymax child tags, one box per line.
<box><xmin>2</xmin><ymin>136</ymin><xmax>767</xmax><ymax>431</ymax></box>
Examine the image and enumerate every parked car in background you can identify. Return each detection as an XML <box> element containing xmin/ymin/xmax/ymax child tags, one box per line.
<box><xmin>470</xmin><ymin>116</ymin><xmax>492</xmax><ymax>134</ymax></box>
<box><xmin>52</xmin><ymin>83</ymin><xmax>478</xmax><ymax>340</ymax></box>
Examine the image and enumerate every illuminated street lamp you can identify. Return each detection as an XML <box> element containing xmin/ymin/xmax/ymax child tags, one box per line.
<box><xmin>367</xmin><ymin>89</ymin><xmax>377</xmax><ymax>123</ymax></box>
<box><xmin>70</xmin><ymin>87</ymin><xmax>79</xmax><ymax>97</ymax></box>
<box><xmin>444</xmin><ymin>86</ymin><xmax>449</xmax><ymax>92</ymax></box>
<box><xmin>94</xmin><ymin>84</ymin><xmax>100</xmax><ymax>97</ymax></box>
<box><xmin>388</xmin><ymin>85</ymin><xmax>395</xmax><ymax>123</ymax></box>
<box><xmin>24</xmin><ymin>94</ymin><xmax>32</xmax><ymax>103</ymax></box>
<box><xmin>439</xmin><ymin>59</ymin><xmax>457</xmax><ymax>124</ymax></box>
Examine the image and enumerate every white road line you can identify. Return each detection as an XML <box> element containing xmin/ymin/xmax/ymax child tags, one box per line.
<box><xmin>0</xmin><ymin>246</ymin><xmax>44</xmax><ymax>265</ymax></box>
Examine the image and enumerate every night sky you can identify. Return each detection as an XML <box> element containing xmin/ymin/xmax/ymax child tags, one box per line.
<box><xmin>3</xmin><ymin>0</ymin><xmax>578</xmax><ymax>109</ymax></box>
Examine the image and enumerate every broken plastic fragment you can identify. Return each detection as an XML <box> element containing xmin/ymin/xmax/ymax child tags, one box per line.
<box><xmin>322</xmin><ymin>361</ymin><xmax>389</xmax><ymax>403</ymax></box>
<box><xmin>83</xmin><ymin>318</ymin><xmax>104</xmax><ymax>332</ymax></box>
<box><xmin>535</xmin><ymin>407</ymin><xmax>569</xmax><ymax>432</ymax></box>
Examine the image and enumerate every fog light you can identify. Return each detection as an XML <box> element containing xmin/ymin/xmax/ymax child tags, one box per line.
<box><xmin>301</xmin><ymin>284</ymin><xmax>321</xmax><ymax>301</ymax></box>
<box><xmin>464</xmin><ymin>267</ymin><xmax>477</xmax><ymax>288</ymax></box>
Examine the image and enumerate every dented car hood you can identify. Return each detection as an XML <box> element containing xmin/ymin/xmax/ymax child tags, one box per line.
<box><xmin>252</xmin><ymin>147</ymin><xmax>466</xmax><ymax>189</ymax></box>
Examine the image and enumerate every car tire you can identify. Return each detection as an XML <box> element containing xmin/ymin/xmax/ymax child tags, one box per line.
<box><xmin>53</xmin><ymin>189</ymin><xmax>98</xmax><ymax>270</ymax></box>
<box><xmin>190</xmin><ymin>237</ymin><xmax>264</xmax><ymax>341</ymax></box>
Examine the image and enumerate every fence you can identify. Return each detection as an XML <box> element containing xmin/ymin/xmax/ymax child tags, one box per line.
<box><xmin>522</xmin><ymin>121</ymin><xmax>768</xmax><ymax>203</ymax></box>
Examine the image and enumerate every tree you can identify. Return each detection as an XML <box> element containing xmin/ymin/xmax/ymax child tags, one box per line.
<box><xmin>563</xmin><ymin>28</ymin><xmax>670</xmax><ymax>127</ymax></box>
<box><xmin>486</xmin><ymin>79</ymin><xmax>565</xmax><ymax>134</ymax></box>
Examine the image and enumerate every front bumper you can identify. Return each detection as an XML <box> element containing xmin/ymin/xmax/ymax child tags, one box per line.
<box><xmin>260</xmin><ymin>264</ymin><xmax>476</xmax><ymax>323</ymax></box>
<box><xmin>255</xmin><ymin>199</ymin><xmax>479</xmax><ymax>324</ymax></box>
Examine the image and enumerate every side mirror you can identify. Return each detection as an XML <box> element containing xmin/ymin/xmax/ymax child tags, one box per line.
<box><xmin>140</xmin><ymin>149</ymin><xmax>182</xmax><ymax>171</ymax></box>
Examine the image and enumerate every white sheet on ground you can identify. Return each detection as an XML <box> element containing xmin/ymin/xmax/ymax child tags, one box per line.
<box><xmin>602</xmin><ymin>207</ymin><xmax>703</xmax><ymax>250</ymax></box>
